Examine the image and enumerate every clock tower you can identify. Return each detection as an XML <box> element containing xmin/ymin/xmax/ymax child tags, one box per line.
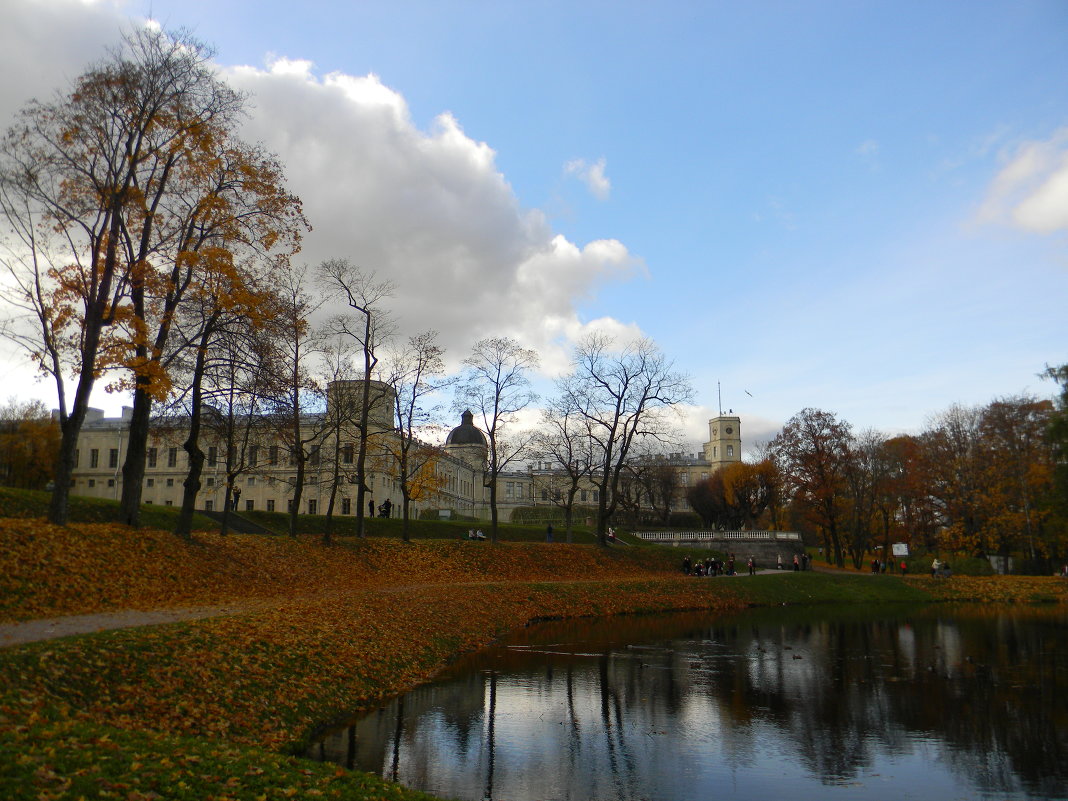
<box><xmin>703</xmin><ymin>414</ymin><xmax>741</xmax><ymax>471</ymax></box>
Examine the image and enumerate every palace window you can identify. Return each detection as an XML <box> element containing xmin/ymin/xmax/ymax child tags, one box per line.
<box><xmin>248</xmin><ymin>446</ymin><xmax>258</xmax><ymax>467</ymax></box>
<box><xmin>342</xmin><ymin>498</ymin><xmax>351</xmax><ymax>515</ymax></box>
<box><xmin>168</xmin><ymin>447</ymin><xmax>178</xmax><ymax>468</ymax></box>
<box><xmin>147</xmin><ymin>447</ymin><xmax>157</xmax><ymax>468</ymax></box>
<box><xmin>90</xmin><ymin>449</ymin><xmax>99</xmax><ymax>468</ymax></box>
<box><xmin>208</xmin><ymin>446</ymin><xmax>217</xmax><ymax>466</ymax></box>
<box><xmin>267</xmin><ymin>500</ymin><xmax>275</xmax><ymax>512</ymax></box>
<box><xmin>109</xmin><ymin>449</ymin><xmax>118</xmax><ymax>468</ymax></box>
<box><xmin>269</xmin><ymin>445</ymin><xmax>279</xmax><ymax>465</ymax></box>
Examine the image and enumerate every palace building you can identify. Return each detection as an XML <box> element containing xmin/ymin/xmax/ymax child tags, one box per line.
<box><xmin>65</xmin><ymin>382</ymin><xmax>741</xmax><ymax>523</ymax></box>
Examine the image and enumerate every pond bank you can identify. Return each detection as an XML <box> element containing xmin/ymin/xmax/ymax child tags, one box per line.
<box><xmin>2</xmin><ymin>520</ymin><xmax>1066</xmax><ymax>800</ymax></box>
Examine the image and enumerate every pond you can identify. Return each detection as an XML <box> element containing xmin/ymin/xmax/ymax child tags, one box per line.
<box><xmin>307</xmin><ymin>604</ymin><xmax>1068</xmax><ymax>800</ymax></box>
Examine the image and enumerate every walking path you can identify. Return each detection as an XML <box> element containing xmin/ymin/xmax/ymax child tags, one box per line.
<box><xmin>0</xmin><ymin>606</ymin><xmax>249</xmax><ymax>649</ymax></box>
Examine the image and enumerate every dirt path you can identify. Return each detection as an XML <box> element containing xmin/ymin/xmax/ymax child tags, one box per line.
<box><xmin>0</xmin><ymin>606</ymin><xmax>250</xmax><ymax>648</ymax></box>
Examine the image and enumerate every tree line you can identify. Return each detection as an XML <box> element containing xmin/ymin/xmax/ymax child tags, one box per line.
<box><xmin>0</xmin><ymin>26</ymin><xmax>695</xmax><ymax>547</ymax></box>
<box><xmin>683</xmin><ymin>374</ymin><xmax>1068</xmax><ymax>570</ymax></box>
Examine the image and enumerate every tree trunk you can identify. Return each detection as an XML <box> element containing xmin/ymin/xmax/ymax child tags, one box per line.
<box><xmin>119</xmin><ymin>386</ymin><xmax>153</xmax><ymax>527</ymax></box>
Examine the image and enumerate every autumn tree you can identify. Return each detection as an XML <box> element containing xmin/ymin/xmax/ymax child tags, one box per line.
<box><xmin>978</xmin><ymin>395</ymin><xmax>1054</xmax><ymax>560</ymax></box>
<box><xmin>1042</xmin><ymin>364</ymin><xmax>1068</xmax><ymax>559</ymax></box>
<box><xmin>172</xmin><ymin>309</ymin><xmax>279</xmax><ymax>540</ymax></box>
<box><xmin>720</xmin><ymin>460</ymin><xmax>778</xmax><ymax>530</ymax></box>
<box><xmin>0</xmin><ymin>28</ymin><xmax>261</xmax><ymax>524</ymax></box>
<box><xmin>318</xmin><ymin>259</ymin><xmax>395</xmax><ymax>538</ymax></box>
<box><xmin>0</xmin><ymin>397</ymin><xmax>59</xmax><ymax>490</ymax></box>
<box><xmin>455</xmin><ymin>337</ymin><xmax>540</xmax><ymax>542</ymax></box>
<box><xmin>382</xmin><ymin>331</ymin><xmax>451</xmax><ymax>542</ymax></box>
<box><xmin>840</xmin><ymin>429</ymin><xmax>895</xmax><ymax>568</ymax></box>
<box><xmin>874</xmin><ymin>435</ymin><xmax>931</xmax><ymax>553</ymax></box>
<box><xmin>557</xmin><ymin>334</ymin><xmax>693</xmax><ymax>545</ymax></box>
<box><xmin>116</xmin><ymin>137</ymin><xmax>306</xmax><ymax>528</ymax></box>
<box><xmin>921</xmin><ymin>404</ymin><xmax>989</xmax><ymax>555</ymax></box>
<box><xmin>771</xmin><ymin>407</ymin><xmax>852</xmax><ymax>567</ymax></box>
<box><xmin>686</xmin><ymin>471</ymin><xmax>740</xmax><ymax>529</ymax></box>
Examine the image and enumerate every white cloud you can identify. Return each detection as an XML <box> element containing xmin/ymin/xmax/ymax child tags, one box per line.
<box><xmin>564</xmin><ymin>157</ymin><xmax>612</xmax><ymax>200</ymax></box>
<box><xmin>0</xmin><ymin>0</ymin><xmax>646</xmax><ymax>412</ymax></box>
<box><xmin>222</xmin><ymin>63</ymin><xmax>642</xmax><ymax>371</ymax></box>
<box><xmin>977</xmin><ymin>128</ymin><xmax>1068</xmax><ymax>233</ymax></box>
<box><xmin>856</xmin><ymin>139</ymin><xmax>879</xmax><ymax>157</ymax></box>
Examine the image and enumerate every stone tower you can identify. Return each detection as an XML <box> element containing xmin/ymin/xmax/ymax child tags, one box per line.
<box><xmin>702</xmin><ymin>414</ymin><xmax>741</xmax><ymax>471</ymax></box>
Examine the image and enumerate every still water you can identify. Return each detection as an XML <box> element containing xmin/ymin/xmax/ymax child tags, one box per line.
<box><xmin>308</xmin><ymin>605</ymin><xmax>1068</xmax><ymax>800</ymax></box>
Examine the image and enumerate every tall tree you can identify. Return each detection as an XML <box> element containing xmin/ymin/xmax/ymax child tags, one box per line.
<box><xmin>266</xmin><ymin>266</ymin><xmax>325</xmax><ymax>537</ymax></box>
<box><xmin>922</xmin><ymin>403</ymin><xmax>989</xmax><ymax>555</ymax></box>
<box><xmin>382</xmin><ymin>331</ymin><xmax>451</xmax><ymax>542</ymax></box>
<box><xmin>456</xmin><ymin>337</ymin><xmax>539</xmax><ymax>542</ymax></box>
<box><xmin>319</xmin><ymin>259</ymin><xmax>395</xmax><ymax>538</ymax></box>
<box><xmin>557</xmin><ymin>334</ymin><xmax>692</xmax><ymax>545</ymax></box>
<box><xmin>116</xmin><ymin>136</ymin><xmax>306</xmax><ymax>528</ymax></box>
<box><xmin>0</xmin><ymin>28</ymin><xmax>246</xmax><ymax>523</ymax></box>
<box><xmin>533</xmin><ymin>400</ymin><xmax>596</xmax><ymax>542</ymax></box>
<box><xmin>979</xmin><ymin>395</ymin><xmax>1054</xmax><ymax>561</ymax></box>
<box><xmin>771</xmin><ymin>408</ymin><xmax>852</xmax><ymax>567</ymax></box>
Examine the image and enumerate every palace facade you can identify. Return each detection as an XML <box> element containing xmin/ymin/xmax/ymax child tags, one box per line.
<box><xmin>66</xmin><ymin>381</ymin><xmax>742</xmax><ymax>523</ymax></box>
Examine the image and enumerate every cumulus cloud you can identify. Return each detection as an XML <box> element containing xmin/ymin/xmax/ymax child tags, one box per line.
<box><xmin>564</xmin><ymin>157</ymin><xmax>612</xmax><ymax>200</ymax></box>
<box><xmin>977</xmin><ymin>128</ymin><xmax>1068</xmax><ymax>233</ymax></box>
<box><xmin>222</xmin><ymin>60</ymin><xmax>641</xmax><ymax>370</ymax></box>
<box><xmin>0</xmin><ymin>0</ymin><xmax>647</xmax><ymax>409</ymax></box>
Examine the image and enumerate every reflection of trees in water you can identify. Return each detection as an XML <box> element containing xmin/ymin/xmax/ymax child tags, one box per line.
<box><xmin>308</xmin><ymin>607</ymin><xmax>1067</xmax><ymax>800</ymax></box>
<box><xmin>687</xmin><ymin>608</ymin><xmax>1067</xmax><ymax>797</ymax></box>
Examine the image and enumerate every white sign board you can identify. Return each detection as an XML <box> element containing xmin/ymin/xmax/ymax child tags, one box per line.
<box><xmin>892</xmin><ymin>542</ymin><xmax>909</xmax><ymax>557</ymax></box>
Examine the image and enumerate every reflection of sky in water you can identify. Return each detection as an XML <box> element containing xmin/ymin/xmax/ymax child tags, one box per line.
<box><xmin>309</xmin><ymin>606</ymin><xmax>1067</xmax><ymax>801</ymax></box>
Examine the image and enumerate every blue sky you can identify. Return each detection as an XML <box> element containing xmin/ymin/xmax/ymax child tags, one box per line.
<box><xmin>1</xmin><ymin>0</ymin><xmax>1066</xmax><ymax>451</ymax></box>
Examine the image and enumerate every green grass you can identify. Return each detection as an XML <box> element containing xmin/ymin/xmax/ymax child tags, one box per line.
<box><xmin>729</xmin><ymin>571</ymin><xmax>933</xmax><ymax>606</ymax></box>
<box><xmin>0</xmin><ymin>714</ymin><xmax>443</xmax><ymax>801</ymax></box>
<box><xmin>0</xmin><ymin>486</ymin><xmax>218</xmax><ymax>531</ymax></box>
<box><xmin>240</xmin><ymin>507</ymin><xmax>606</xmax><ymax>543</ymax></box>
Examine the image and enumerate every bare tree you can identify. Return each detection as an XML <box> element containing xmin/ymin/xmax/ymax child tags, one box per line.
<box><xmin>318</xmin><ymin>258</ymin><xmax>395</xmax><ymax>538</ymax></box>
<box><xmin>317</xmin><ymin>336</ymin><xmax>362</xmax><ymax>545</ymax></box>
<box><xmin>533</xmin><ymin>400</ymin><xmax>596</xmax><ymax>543</ymax></box>
<box><xmin>557</xmin><ymin>334</ymin><xmax>693</xmax><ymax>545</ymax></box>
<box><xmin>455</xmin><ymin>337</ymin><xmax>539</xmax><ymax>542</ymax></box>
<box><xmin>265</xmin><ymin>266</ymin><xmax>325</xmax><ymax>537</ymax></box>
<box><xmin>383</xmin><ymin>331</ymin><xmax>451</xmax><ymax>542</ymax></box>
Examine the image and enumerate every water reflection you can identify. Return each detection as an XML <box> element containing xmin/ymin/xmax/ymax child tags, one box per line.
<box><xmin>308</xmin><ymin>605</ymin><xmax>1068</xmax><ymax>800</ymax></box>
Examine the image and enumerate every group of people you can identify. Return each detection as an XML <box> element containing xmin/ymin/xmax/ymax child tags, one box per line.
<box><xmin>467</xmin><ymin>528</ymin><xmax>487</xmax><ymax>540</ymax></box>
<box><xmin>682</xmin><ymin>554</ymin><xmax>755</xmax><ymax>576</ymax></box>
